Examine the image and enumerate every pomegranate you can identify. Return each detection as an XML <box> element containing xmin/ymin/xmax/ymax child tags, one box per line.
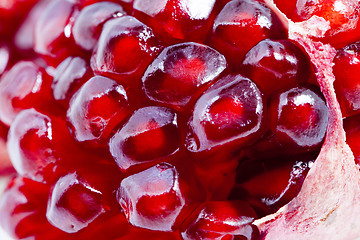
<box><xmin>0</xmin><ymin>0</ymin><xmax>360</xmax><ymax>239</ymax></box>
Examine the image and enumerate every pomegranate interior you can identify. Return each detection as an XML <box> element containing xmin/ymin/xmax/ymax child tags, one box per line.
<box><xmin>0</xmin><ymin>0</ymin><xmax>360</xmax><ymax>239</ymax></box>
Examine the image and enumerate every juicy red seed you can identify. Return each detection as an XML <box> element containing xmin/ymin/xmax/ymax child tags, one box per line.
<box><xmin>0</xmin><ymin>177</ymin><xmax>65</xmax><ymax>240</ymax></box>
<box><xmin>0</xmin><ymin>0</ymin><xmax>38</xmax><ymax>39</ymax></box>
<box><xmin>14</xmin><ymin>0</ymin><xmax>51</xmax><ymax>51</ymax></box>
<box><xmin>0</xmin><ymin>61</ymin><xmax>53</xmax><ymax>126</ymax></box>
<box><xmin>344</xmin><ymin>114</ymin><xmax>360</xmax><ymax>164</ymax></box>
<box><xmin>293</xmin><ymin>0</ymin><xmax>360</xmax><ymax>36</ymax></box>
<box><xmin>133</xmin><ymin>0</ymin><xmax>217</xmax><ymax>43</ymax></box>
<box><xmin>109</xmin><ymin>106</ymin><xmax>179</xmax><ymax>171</ymax></box>
<box><xmin>47</xmin><ymin>173</ymin><xmax>104</xmax><ymax>233</ymax></box>
<box><xmin>333</xmin><ymin>41</ymin><xmax>360</xmax><ymax>117</ymax></box>
<box><xmin>269</xmin><ymin>86</ymin><xmax>328</xmax><ymax>151</ymax></box>
<box><xmin>240</xmin><ymin>39</ymin><xmax>314</xmax><ymax>96</ymax></box>
<box><xmin>73</xmin><ymin>1</ymin><xmax>126</xmax><ymax>51</ymax></box>
<box><xmin>232</xmin><ymin>157</ymin><xmax>313</xmax><ymax>216</ymax></box>
<box><xmin>142</xmin><ymin>42</ymin><xmax>227</xmax><ymax>109</ymax></box>
<box><xmin>52</xmin><ymin>56</ymin><xmax>92</xmax><ymax>108</ymax></box>
<box><xmin>182</xmin><ymin>200</ymin><xmax>258</xmax><ymax>240</ymax></box>
<box><xmin>34</xmin><ymin>0</ymin><xmax>78</xmax><ymax>65</ymax></box>
<box><xmin>118</xmin><ymin>162</ymin><xmax>198</xmax><ymax>231</ymax></box>
<box><xmin>211</xmin><ymin>0</ymin><xmax>287</xmax><ymax>66</ymax></box>
<box><xmin>186</xmin><ymin>74</ymin><xmax>264</xmax><ymax>153</ymax></box>
<box><xmin>91</xmin><ymin>16</ymin><xmax>162</xmax><ymax>81</ymax></box>
<box><xmin>7</xmin><ymin>109</ymin><xmax>79</xmax><ymax>183</ymax></box>
<box><xmin>67</xmin><ymin>75</ymin><xmax>133</xmax><ymax>145</ymax></box>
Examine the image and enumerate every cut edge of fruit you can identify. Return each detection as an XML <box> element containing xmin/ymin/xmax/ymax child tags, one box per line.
<box><xmin>254</xmin><ymin>10</ymin><xmax>360</xmax><ymax>239</ymax></box>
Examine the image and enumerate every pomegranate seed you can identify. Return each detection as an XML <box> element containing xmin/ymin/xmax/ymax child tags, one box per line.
<box><xmin>109</xmin><ymin>106</ymin><xmax>179</xmax><ymax>171</ymax></box>
<box><xmin>73</xmin><ymin>1</ymin><xmax>126</xmax><ymax>51</ymax></box>
<box><xmin>240</xmin><ymin>39</ymin><xmax>315</xmax><ymax>96</ymax></box>
<box><xmin>0</xmin><ymin>177</ymin><xmax>65</xmax><ymax>240</ymax></box>
<box><xmin>333</xmin><ymin>41</ymin><xmax>360</xmax><ymax>117</ymax></box>
<box><xmin>232</xmin><ymin>157</ymin><xmax>313</xmax><ymax>216</ymax></box>
<box><xmin>181</xmin><ymin>201</ymin><xmax>259</xmax><ymax>240</ymax></box>
<box><xmin>142</xmin><ymin>42</ymin><xmax>227</xmax><ymax>109</ymax></box>
<box><xmin>268</xmin><ymin>86</ymin><xmax>329</xmax><ymax>153</ymax></box>
<box><xmin>133</xmin><ymin>0</ymin><xmax>217</xmax><ymax>43</ymax></box>
<box><xmin>211</xmin><ymin>0</ymin><xmax>287</xmax><ymax>66</ymax></box>
<box><xmin>7</xmin><ymin>109</ymin><xmax>81</xmax><ymax>183</ymax></box>
<box><xmin>118</xmin><ymin>162</ymin><xmax>204</xmax><ymax>231</ymax></box>
<box><xmin>47</xmin><ymin>173</ymin><xmax>105</xmax><ymax>233</ymax></box>
<box><xmin>67</xmin><ymin>75</ymin><xmax>133</xmax><ymax>145</ymax></box>
<box><xmin>0</xmin><ymin>61</ymin><xmax>54</xmax><ymax>126</ymax></box>
<box><xmin>295</xmin><ymin>0</ymin><xmax>360</xmax><ymax>37</ymax></box>
<box><xmin>34</xmin><ymin>0</ymin><xmax>79</xmax><ymax>65</ymax></box>
<box><xmin>14</xmin><ymin>0</ymin><xmax>51</xmax><ymax>52</ymax></box>
<box><xmin>186</xmin><ymin>74</ymin><xmax>264</xmax><ymax>154</ymax></box>
<box><xmin>91</xmin><ymin>16</ymin><xmax>163</xmax><ymax>82</ymax></box>
<box><xmin>52</xmin><ymin>56</ymin><xmax>93</xmax><ymax>108</ymax></box>
<box><xmin>0</xmin><ymin>0</ymin><xmax>354</xmax><ymax>238</ymax></box>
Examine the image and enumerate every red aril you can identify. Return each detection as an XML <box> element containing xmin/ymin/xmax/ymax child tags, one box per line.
<box><xmin>7</xmin><ymin>109</ymin><xmax>75</xmax><ymax>183</ymax></box>
<box><xmin>34</xmin><ymin>0</ymin><xmax>79</xmax><ymax>65</ymax></box>
<box><xmin>333</xmin><ymin>41</ymin><xmax>360</xmax><ymax>117</ymax></box>
<box><xmin>181</xmin><ymin>200</ymin><xmax>259</xmax><ymax>240</ymax></box>
<box><xmin>0</xmin><ymin>177</ymin><xmax>65</xmax><ymax>240</ymax></box>
<box><xmin>109</xmin><ymin>106</ymin><xmax>179</xmax><ymax>171</ymax></box>
<box><xmin>52</xmin><ymin>56</ymin><xmax>93</xmax><ymax>108</ymax></box>
<box><xmin>2</xmin><ymin>0</ymin><xmax>360</xmax><ymax>239</ymax></box>
<box><xmin>91</xmin><ymin>16</ymin><xmax>163</xmax><ymax>82</ymax></box>
<box><xmin>267</xmin><ymin>86</ymin><xmax>328</xmax><ymax>154</ymax></box>
<box><xmin>133</xmin><ymin>0</ymin><xmax>217</xmax><ymax>43</ymax></box>
<box><xmin>46</xmin><ymin>173</ymin><xmax>105</xmax><ymax>233</ymax></box>
<box><xmin>72</xmin><ymin>1</ymin><xmax>126</xmax><ymax>51</ymax></box>
<box><xmin>232</xmin><ymin>156</ymin><xmax>314</xmax><ymax>216</ymax></box>
<box><xmin>211</xmin><ymin>0</ymin><xmax>287</xmax><ymax>66</ymax></box>
<box><xmin>0</xmin><ymin>61</ymin><xmax>54</xmax><ymax>126</ymax></box>
<box><xmin>186</xmin><ymin>74</ymin><xmax>264</xmax><ymax>154</ymax></box>
<box><xmin>118</xmin><ymin>162</ymin><xmax>204</xmax><ymax>231</ymax></box>
<box><xmin>67</xmin><ymin>75</ymin><xmax>134</xmax><ymax>145</ymax></box>
<box><xmin>239</xmin><ymin>39</ymin><xmax>315</xmax><ymax>96</ymax></box>
<box><xmin>142</xmin><ymin>42</ymin><xmax>227</xmax><ymax>109</ymax></box>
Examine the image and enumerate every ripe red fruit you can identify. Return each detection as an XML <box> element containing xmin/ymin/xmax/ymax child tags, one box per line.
<box><xmin>7</xmin><ymin>109</ymin><xmax>76</xmax><ymax>183</ymax></box>
<box><xmin>91</xmin><ymin>16</ymin><xmax>163</xmax><ymax>82</ymax></box>
<box><xmin>47</xmin><ymin>173</ymin><xmax>105</xmax><ymax>233</ymax></box>
<box><xmin>211</xmin><ymin>0</ymin><xmax>287</xmax><ymax>66</ymax></box>
<box><xmin>333</xmin><ymin>41</ymin><xmax>360</xmax><ymax>117</ymax></box>
<box><xmin>2</xmin><ymin>0</ymin><xmax>360</xmax><ymax>239</ymax></box>
<box><xmin>0</xmin><ymin>177</ymin><xmax>64</xmax><ymax>240</ymax></box>
<box><xmin>67</xmin><ymin>75</ymin><xmax>133</xmax><ymax>145</ymax></box>
<box><xmin>268</xmin><ymin>86</ymin><xmax>328</xmax><ymax>153</ymax></box>
<box><xmin>232</xmin><ymin>157</ymin><xmax>313</xmax><ymax>216</ymax></box>
<box><xmin>109</xmin><ymin>106</ymin><xmax>179</xmax><ymax>171</ymax></box>
<box><xmin>181</xmin><ymin>201</ymin><xmax>259</xmax><ymax>240</ymax></box>
<box><xmin>73</xmin><ymin>1</ymin><xmax>126</xmax><ymax>51</ymax></box>
<box><xmin>0</xmin><ymin>61</ymin><xmax>54</xmax><ymax>126</ymax></box>
<box><xmin>118</xmin><ymin>163</ymin><xmax>204</xmax><ymax>231</ymax></box>
<box><xmin>133</xmin><ymin>0</ymin><xmax>218</xmax><ymax>43</ymax></box>
<box><xmin>52</xmin><ymin>56</ymin><xmax>93</xmax><ymax>108</ymax></box>
<box><xmin>186</xmin><ymin>74</ymin><xmax>264</xmax><ymax>154</ymax></box>
<box><xmin>34</xmin><ymin>0</ymin><xmax>79</xmax><ymax>65</ymax></box>
<box><xmin>142</xmin><ymin>42</ymin><xmax>227</xmax><ymax>109</ymax></box>
<box><xmin>239</xmin><ymin>39</ymin><xmax>315</xmax><ymax>96</ymax></box>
